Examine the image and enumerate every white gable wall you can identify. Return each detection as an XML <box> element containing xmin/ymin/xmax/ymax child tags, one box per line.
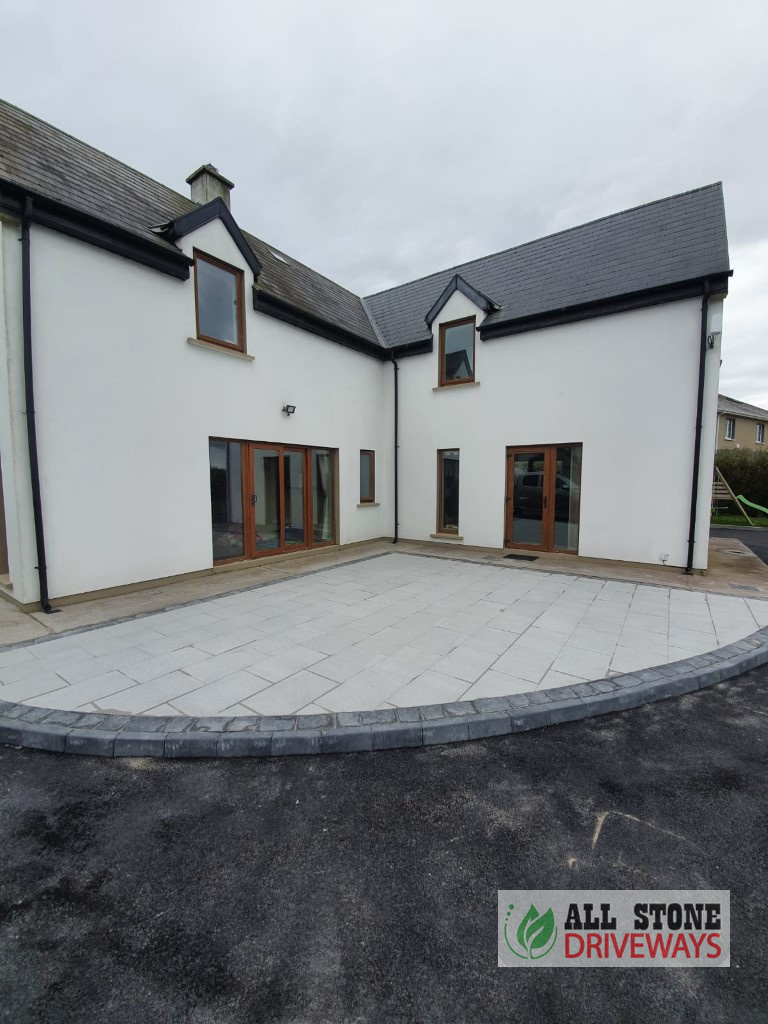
<box><xmin>5</xmin><ymin>219</ymin><xmax>392</xmax><ymax>602</ymax></box>
<box><xmin>397</xmin><ymin>289</ymin><xmax>719</xmax><ymax>569</ymax></box>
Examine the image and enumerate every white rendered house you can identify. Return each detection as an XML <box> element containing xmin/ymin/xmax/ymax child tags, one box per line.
<box><xmin>0</xmin><ymin>101</ymin><xmax>730</xmax><ymax>609</ymax></box>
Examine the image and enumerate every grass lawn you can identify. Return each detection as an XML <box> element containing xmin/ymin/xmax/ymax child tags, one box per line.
<box><xmin>711</xmin><ymin>513</ymin><xmax>768</xmax><ymax>528</ymax></box>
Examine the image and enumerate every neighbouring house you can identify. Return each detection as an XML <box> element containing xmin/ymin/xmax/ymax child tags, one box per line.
<box><xmin>0</xmin><ymin>100</ymin><xmax>730</xmax><ymax>609</ymax></box>
<box><xmin>716</xmin><ymin>394</ymin><xmax>768</xmax><ymax>451</ymax></box>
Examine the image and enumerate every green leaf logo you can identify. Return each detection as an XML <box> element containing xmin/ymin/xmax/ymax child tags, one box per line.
<box><xmin>505</xmin><ymin>903</ymin><xmax>558</xmax><ymax>960</ymax></box>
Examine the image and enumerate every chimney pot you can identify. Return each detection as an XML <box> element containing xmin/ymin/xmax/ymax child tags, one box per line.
<box><xmin>186</xmin><ymin>164</ymin><xmax>234</xmax><ymax>209</ymax></box>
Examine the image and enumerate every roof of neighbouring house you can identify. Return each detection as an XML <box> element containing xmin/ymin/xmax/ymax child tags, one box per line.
<box><xmin>0</xmin><ymin>98</ymin><xmax>732</xmax><ymax>355</ymax></box>
<box><xmin>718</xmin><ymin>394</ymin><xmax>768</xmax><ymax>422</ymax></box>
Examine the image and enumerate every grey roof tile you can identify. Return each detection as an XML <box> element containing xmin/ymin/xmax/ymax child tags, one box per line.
<box><xmin>0</xmin><ymin>99</ymin><xmax>729</xmax><ymax>352</ymax></box>
<box><xmin>364</xmin><ymin>184</ymin><xmax>730</xmax><ymax>348</ymax></box>
<box><xmin>718</xmin><ymin>394</ymin><xmax>768</xmax><ymax>421</ymax></box>
<box><xmin>0</xmin><ymin>99</ymin><xmax>380</xmax><ymax>347</ymax></box>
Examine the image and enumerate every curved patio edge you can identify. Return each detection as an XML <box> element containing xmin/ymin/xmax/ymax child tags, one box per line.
<box><xmin>2</xmin><ymin>626</ymin><xmax>768</xmax><ymax>759</ymax></box>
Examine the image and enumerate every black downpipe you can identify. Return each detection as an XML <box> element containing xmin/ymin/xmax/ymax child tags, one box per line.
<box><xmin>685</xmin><ymin>280</ymin><xmax>711</xmax><ymax>575</ymax></box>
<box><xmin>21</xmin><ymin>198</ymin><xmax>56</xmax><ymax>612</ymax></box>
<box><xmin>393</xmin><ymin>357</ymin><xmax>399</xmax><ymax>543</ymax></box>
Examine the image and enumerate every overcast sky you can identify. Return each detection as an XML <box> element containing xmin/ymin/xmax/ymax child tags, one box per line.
<box><xmin>3</xmin><ymin>0</ymin><xmax>767</xmax><ymax>404</ymax></box>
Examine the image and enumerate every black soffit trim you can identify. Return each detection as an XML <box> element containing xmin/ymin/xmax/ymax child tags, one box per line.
<box><xmin>162</xmin><ymin>198</ymin><xmax>262</xmax><ymax>278</ymax></box>
<box><xmin>425</xmin><ymin>273</ymin><xmax>499</xmax><ymax>327</ymax></box>
<box><xmin>253</xmin><ymin>289</ymin><xmax>389</xmax><ymax>361</ymax></box>
<box><xmin>0</xmin><ymin>182</ymin><xmax>192</xmax><ymax>281</ymax></box>
<box><xmin>479</xmin><ymin>275</ymin><xmax>732</xmax><ymax>341</ymax></box>
<box><xmin>389</xmin><ymin>337</ymin><xmax>433</xmax><ymax>359</ymax></box>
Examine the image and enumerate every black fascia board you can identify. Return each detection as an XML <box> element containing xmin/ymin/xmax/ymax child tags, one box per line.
<box><xmin>479</xmin><ymin>274</ymin><xmax>732</xmax><ymax>341</ymax></box>
<box><xmin>389</xmin><ymin>336</ymin><xmax>433</xmax><ymax>359</ymax></box>
<box><xmin>163</xmin><ymin>198</ymin><xmax>262</xmax><ymax>278</ymax></box>
<box><xmin>0</xmin><ymin>180</ymin><xmax>192</xmax><ymax>281</ymax></box>
<box><xmin>425</xmin><ymin>274</ymin><xmax>499</xmax><ymax>327</ymax></box>
<box><xmin>252</xmin><ymin>288</ymin><xmax>389</xmax><ymax>361</ymax></box>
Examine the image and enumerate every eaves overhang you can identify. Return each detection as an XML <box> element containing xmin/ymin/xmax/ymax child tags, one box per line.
<box><xmin>0</xmin><ymin>179</ymin><xmax>192</xmax><ymax>280</ymax></box>
<box><xmin>479</xmin><ymin>273</ymin><xmax>732</xmax><ymax>341</ymax></box>
<box><xmin>253</xmin><ymin>288</ymin><xmax>389</xmax><ymax>361</ymax></box>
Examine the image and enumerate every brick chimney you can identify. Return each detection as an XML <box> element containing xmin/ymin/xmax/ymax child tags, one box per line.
<box><xmin>186</xmin><ymin>164</ymin><xmax>234</xmax><ymax>209</ymax></box>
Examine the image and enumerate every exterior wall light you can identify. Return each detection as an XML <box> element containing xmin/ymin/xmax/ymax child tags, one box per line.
<box><xmin>282</xmin><ymin>404</ymin><xmax>296</xmax><ymax>416</ymax></box>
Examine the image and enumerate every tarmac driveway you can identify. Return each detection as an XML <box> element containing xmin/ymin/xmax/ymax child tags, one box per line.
<box><xmin>0</xmin><ymin>665</ymin><xmax>766</xmax><ymax>1023</ymax></box>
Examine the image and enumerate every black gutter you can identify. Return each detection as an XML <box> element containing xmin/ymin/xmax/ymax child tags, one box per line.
<box><xmin>479</xmin><ymin>275</ymin><xmax>731</xmax><ymax>342</ymax></box>
<box><xmin>0</xmin><ymin>182</ymin><xmax>191</xmax><ymax>281</ymax></box>
<box><xmin>20</xmin><ymin>198</ymin><xmax>56</xmax><ymax>612</ymax></box>
<box><xmin>253</xmin><ymin>289</ymin><xmax>387</xmax><ymax>361</ymax></box>
<box><xmin>685</xmin><ymin>279</ymin><xmax>711</xmax><ymax>574</ymax></box>
<box><xmin>392</xmin><ymin>357</ymin><xmax>399</xmax><ymax>543</ymax></box>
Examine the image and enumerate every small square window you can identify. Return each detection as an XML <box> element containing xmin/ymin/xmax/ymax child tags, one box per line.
<box><xmin>757</xmin><ymin>423</ymin><xmax>765</xmax><ymax>444</ymax></box>
<box><xmin>724</xmin><ymin>417</ymin><xmax>735</xmax><ymax>441</ymax></box>
<box><xmin>360</xmin><ymin>450</ymin><xmax>375</xmax><ymax>503</ymax></box>
<box><xmin>194</xmin><ymin>250</ymin><xmax>245</xmax><ymax>351</ymax></box>
<box><xmin>439</xmin><ymin>318</ymin><xmax>475</xmax><ymax>386</ymax></box>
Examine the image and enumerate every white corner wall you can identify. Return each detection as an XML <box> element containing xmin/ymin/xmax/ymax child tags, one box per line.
<box><xmin>0</xmin><ymin>218</ymin><xmax>40</xmax><ymax>604</ymax></box>
<box><xmin>397</xmin><ymin>289</ymin><xmax>712</xmax><ymax>568</ymax></box>
<box><xmin>23</xmin><ymin>220</ymin><xmax>393</xmax><ymax>599</ymax></box>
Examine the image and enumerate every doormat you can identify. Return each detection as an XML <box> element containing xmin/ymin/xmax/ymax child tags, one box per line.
<box><xmin>504</xmin><ymin>553</ymin><xmax>538</xmax><ymax>561</ymax></box>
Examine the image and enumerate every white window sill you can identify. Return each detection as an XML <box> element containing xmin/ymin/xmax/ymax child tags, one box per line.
<box><xmin>187</xmin><ymin>337</ymin><xmax>255</xmax><ymax>361</ymax></box>
<box><xmin>357</xmin><ymin>502</ymin><xmax>380</xmax><ymax>508</ymax></box>
<box><xmin>432</xmin><ymin>381</ymin><xmax>480</xmax><ymax>392</ymax></box>
<box><xmin>430</xmin><ymin>532</ymin><xmax>464</xmax><ymax>541</ymax></box>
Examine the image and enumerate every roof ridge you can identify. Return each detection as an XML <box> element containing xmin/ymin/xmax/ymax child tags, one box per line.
<box><xmin>359</xmin><ymin>296</ymin><xmax>388</xmax><ymax>348</ymax></box>
<box><xmin>364</xmin><ymin>183</ymin><xmax>724</xmax><ymax>299</ymax></box>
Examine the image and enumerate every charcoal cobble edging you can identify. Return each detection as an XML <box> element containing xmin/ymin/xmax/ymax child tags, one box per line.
<box><xmin>1</xmin><ymin>626</ymin><xmax>768</xmax><ymax>758</ymax></box>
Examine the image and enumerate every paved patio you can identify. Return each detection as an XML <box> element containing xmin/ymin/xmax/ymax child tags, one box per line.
<box><xmin>1</xmin><ymin>552</ymin><xmax>767</xmax><ymax>718</ymax></box>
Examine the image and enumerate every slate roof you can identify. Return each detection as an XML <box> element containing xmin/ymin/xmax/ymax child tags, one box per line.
<box><xmin>364</xmin><ymin>184</ymin><xmax>730</xmax><ymax>348</ymax></box>
<box><xmin>0</xmin><ymin>99</ymin><xmax>730</xmax><ymax>354</ymax></box>
<box><xmin>0</xmin><ymin>100</ymin><xmax>381</xmax><ymax>347</ymax></box>
<box><xmin>718</xmin><ymin>394</ymin><xmax>768</xmax><ymax>422</ymax></box>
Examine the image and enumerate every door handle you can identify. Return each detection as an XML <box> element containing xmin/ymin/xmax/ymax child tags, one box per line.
<box><xmin>251</xmin><ymin>494</ymin><xmax>257</xmax><ymax>505</ymax></box>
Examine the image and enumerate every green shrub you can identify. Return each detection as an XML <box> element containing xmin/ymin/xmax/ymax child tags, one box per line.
<box><xmin>715</xmin><ymin>449</ymin><xmax>768</xmax><ymax>508</ymax></box>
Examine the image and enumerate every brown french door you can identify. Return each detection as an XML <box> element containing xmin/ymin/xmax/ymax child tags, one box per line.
<box><xmin>210</xmin><ymin>439</ymin><xmax>336</xmax><ymax>563</ymax></box>
<box><xmin>505</xmin><ymin>444</ymin><xmax>582</xmax><ymax>553</ymax></box>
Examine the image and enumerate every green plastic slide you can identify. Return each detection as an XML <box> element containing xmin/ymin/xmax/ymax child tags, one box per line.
<box><xmin>737</xmin><ymin>495</ymin><xmax>768</xmax><ymax>516</ymax></box>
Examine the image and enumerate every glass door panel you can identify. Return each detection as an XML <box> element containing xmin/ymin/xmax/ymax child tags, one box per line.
<box><xmin>209</xmin><ymin>439</ymin><xmax>244</xmax><ymax>561</ymax></box>
<box><xmin>553</xmin><ymin>446</ymin><xmax>582</xmax><ymax>553</ymax></box>
<box><xmin>252</xmin><ymin>448</ymin><xmax>281</xmax><ymax>552</ymax></box>
<box><xmin>510</xmin><ymin>450</ymin><xmax>547</xmax><ymax>547</ymax></box>
<box><xmin>312</xmin><ymin>450</ymin><xmax>334</xmax><ymax>544</ymax></box>
<box><xmin>283</xmin><ymin>450</ymin><xmax>306</xmax><ymax>548</ymax></box>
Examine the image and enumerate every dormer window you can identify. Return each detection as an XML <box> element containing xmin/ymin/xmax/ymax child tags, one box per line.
<box><xmin>194</xmin><ymin>250</ymin><xmax>245</xmax><ymax>351</ymax></box>
<box><xmin>439</xmin><ymin>316</ymin><xmax>475</xmax><ymax>386</ymax></box>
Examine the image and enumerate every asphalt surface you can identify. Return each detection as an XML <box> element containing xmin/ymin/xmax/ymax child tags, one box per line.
<box><xmin>1</xmin><ymin>668</ymin><xmax>767</xmax><ymax>1023</ymax></box>
<box><xmin>711</xmin><ymin>525</ymin><xmax>768</xmax><ymax>565</ymax></box>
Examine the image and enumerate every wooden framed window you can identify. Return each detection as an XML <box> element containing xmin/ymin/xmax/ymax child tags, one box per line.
<box><xmin>209</xmin><ymin>439</ymin><xmax>337</xmax><ymax>563</ymax></box>
<box><xmin>437</xmin><ymin>449</ymin><xmax>460</xmax><ymax>534</ymax></box>
<box><xmin>439</xmin><ymin>316</ymin><xmax>475</xmax><ymax>386</ymax></box>
<box><xmin>724</xmin><ymin>417</ymin><xmax>735</xmax><ymax>441</ymax></box>
<box><xmin>360</xmin><ymin>450</ymin><xmax>375</xmax><ymax>503</ymax></box>
<box><xmin>194</xmin><ymin>250</ymin><xmax>246</xmax><ymax>351</ymax></box>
